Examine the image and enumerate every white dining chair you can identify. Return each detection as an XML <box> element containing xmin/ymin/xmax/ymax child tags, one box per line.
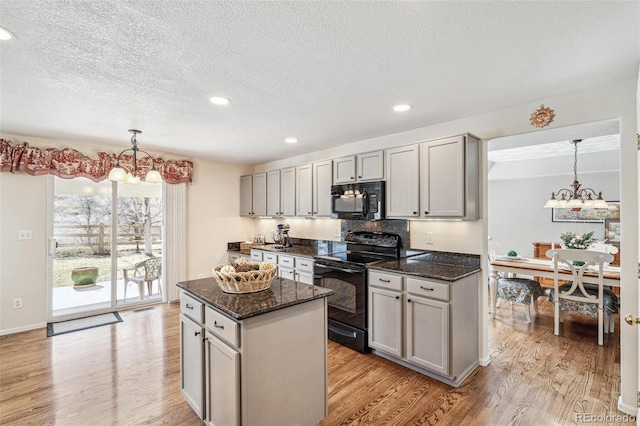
<box><xmin>546</xmin><ymin>249</ymin><xmax>616</xmax><ymax>345</ymax></box>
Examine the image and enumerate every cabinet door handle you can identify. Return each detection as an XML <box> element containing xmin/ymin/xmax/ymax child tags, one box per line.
<box><xmin>308</xmin><ymin>211</ymin><xmax>312</xmax><ymax>214</ymax></box>
<box><xmin>358</xmin><ymin>176</ymin><xmax>362</xmax><ymax>179</ymax></box>
<box><xmin>407</xmin><ymin>299</ymin><xmax>412</xmax><ymax>303</ymax></box>
<box><xmin>420</xmin><ymin>286</ymin><xmax>434</xmax><ymax>291</ymax></box>
<box><xmin>194</xmin><ymin>331</ymin><xmax>201</xmax><ymax>336</ymax></box>
<box><xmin>351</xmin><ymin>176</ymin><xmax>354</xmax><ymax>180</ymax></box>
<box><xmin>185</xmin><ymin>303</ymin><xmax>193</xmax><ymax>310</ymax></box>
<box><xmin>424</xmin><ymin>211</ymin><xmax>429</xmax><ymax>215</ymax></box>
<box><xmin>214</xmin><ymin>321</ymin><xmax>224</xmax><ymax>330</ymax></box>
<box><xmin>379</xmin><ymin>278</ymin><xmax>390</xmax><ymax>283</ymax></box>
<box><xmin>413</xmin><ymin>211</ymin><xmax>418</xmax><ymax>215</ymax></box>
<box><xmin>395</xmin><ymin>296</ymin><xmax>400</xmax><ymax>300</ymax></box>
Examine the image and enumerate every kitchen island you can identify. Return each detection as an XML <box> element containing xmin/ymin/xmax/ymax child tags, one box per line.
<box><xmin>177</xmin><ymin>276</ymin><xmax>333</xmax><ymax>426</ymax></box>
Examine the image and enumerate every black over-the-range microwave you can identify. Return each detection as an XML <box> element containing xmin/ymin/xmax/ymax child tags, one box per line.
<box><xmin>330</xmin><ymin>181</ymin><xmax>385</xmax><ymax>220</ymax></box>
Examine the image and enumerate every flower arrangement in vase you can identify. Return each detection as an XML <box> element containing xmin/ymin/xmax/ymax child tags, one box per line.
<box><xmin>559</xmin><ymin>231</ymin><xmax>596</xmax><ymax>266</ymax></box>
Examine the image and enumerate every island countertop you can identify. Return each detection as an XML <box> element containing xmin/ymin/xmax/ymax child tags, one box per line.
<box><xmin>369</xmin><ymin>251</ymin><xmax>481</xmax><ymax>282</ymax></box>
<box><xmin>177</xmin><ymin>276</ymin><xmax>333</xmax><ymax>320</ymax></box>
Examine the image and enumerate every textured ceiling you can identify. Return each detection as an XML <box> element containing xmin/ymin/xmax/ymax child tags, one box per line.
<box><xmin>0</xmin><ymin>1</ymin><xmax>638</xmax><ymax>164</ymax></box>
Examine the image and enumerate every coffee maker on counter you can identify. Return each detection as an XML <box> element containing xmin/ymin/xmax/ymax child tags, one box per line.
<box><xmin>272</xmin><ymin>224</ymin><xmax>291</xmax><ymax>249</ymax></box>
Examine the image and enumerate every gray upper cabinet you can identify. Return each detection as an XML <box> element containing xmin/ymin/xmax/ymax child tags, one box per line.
<box><xmin>296</xmin><ymin>164</ymin><xmax>313</xmax><ymax>217</ymax></box>
<box><xmin>252</xmin><ymin>172</ymin><xmax>267</xmax><ymax>217</ymax></box>
<box><xmin>385</xmin><ymin>144</ymin><xmax>420</xmax><ymax>218</ymax></box>
<box><xmin>333</xmin><ymin>151</ymin><xmax>384</xmax><ymax>184</ymax></box>
<box><xmin>266</xmin><ymin>170</ymin><xmax>281</xmax><ymax>217</ymax></box>
<box><xmin>313</xmin><ymin>160</ymin><xmax>333</xmax><ymax>216</ymax></box>
<box><xmin>240</xmin><ymin>173</ymin><xmax>266</xmax><ymax>217</ymax></box>
<box><xmin>240</xmin><ymin>174</ymin><xmax>253</xmax><ymax>217</ymax></box>
<box><xmin>419</xmin><ymin>134</ymin><xmax>479</xmax><ymax>219</ymax></box>
<box><xmin>280</xmin><ymin>167</ymin><xmax>296</xmax><ymax>216</ymax></box>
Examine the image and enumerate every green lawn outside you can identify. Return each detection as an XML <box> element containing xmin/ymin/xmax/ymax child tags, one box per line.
<box><xmin>53</xmin><ymin>253</ymin><xmax>156</xmax><ymax>287</ymax></box>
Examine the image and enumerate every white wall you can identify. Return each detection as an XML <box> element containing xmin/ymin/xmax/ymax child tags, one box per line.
<box><xmin>0</xmin><ymin>172</ymin><xmax>48</xmax><ymax>333</ymax></box>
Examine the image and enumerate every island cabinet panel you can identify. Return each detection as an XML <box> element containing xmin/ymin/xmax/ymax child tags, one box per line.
<box><xmin>241</xmin><ymin>298</ymin><xmax>327</xmax><ymax>426</ymax></box>
<box><xmin>205</xmin><ymin>330</ymin><xmax>240</xmax><ymax>426</ymax></box>
<box><xmin>180</xmin><ymin>314</ymin><xmax>205</xmax><ymax>419</ymax></box>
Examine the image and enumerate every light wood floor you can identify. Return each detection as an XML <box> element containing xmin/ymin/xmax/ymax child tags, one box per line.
<box><xmin>0</xmin><ymin>298</ymin><xmax>628</xmax><ymax>425</ymax></box>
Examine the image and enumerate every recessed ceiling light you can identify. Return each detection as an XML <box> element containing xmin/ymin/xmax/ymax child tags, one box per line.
<box><xmin>209</xmin><ymin>96</ymin><xmax>230</xmax><ymax>106</ymax></box>
<box><xmin>393</xmin><ymin>104</ymin><xmax>412</xmax><ymax>112</ymax></box>
<box><xmin>0</xmin><ymin>26</ymin><xmax>15</xmax><ymax>41</ymax></box>
<box><xmin>285</xmin><ymin>138</ymin><xmax>298</xmax><ymax>144</ymax></box>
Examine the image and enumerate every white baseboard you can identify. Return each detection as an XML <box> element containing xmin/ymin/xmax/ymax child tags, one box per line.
<box><xmin>0</xmin><ymin>322</ymin><xmax>46</xmax><ymax>336</ymax></box>
<box><xmin>617</xmin><ymin>395</ymin><xmax>638</xmax><ymax>417</ymax></box>
<box><xmin>479</xmin><ymin>354</ymin><xmax>491</xmax><ymax>366</ymax></box>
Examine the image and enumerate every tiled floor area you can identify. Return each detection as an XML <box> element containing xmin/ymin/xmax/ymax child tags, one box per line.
<box><xmin>52</xmin><ymin>279</ymin><xmax>162</xmax><ymax>311</ymax></box>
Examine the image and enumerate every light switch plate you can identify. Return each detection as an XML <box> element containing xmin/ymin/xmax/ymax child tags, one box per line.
<box><xmin>426</xmin><ymin>232</ymin><xmax>434</xmax><ymax>244</ymax></box>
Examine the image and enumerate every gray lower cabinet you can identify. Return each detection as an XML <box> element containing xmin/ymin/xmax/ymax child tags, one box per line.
<box><xmin>181</xmin><ymin>292</ymin><xmax>240</xmax><ymax>425</ymax></box>
<box><xmin>180</xmin><ymin>293</ymin><xmax>205</xmax><ymax>419</ymax></box>
<box><xmin>368</xmin><ymin>270</ymin><xmax>478</xmax><ymax>387</ymax></box>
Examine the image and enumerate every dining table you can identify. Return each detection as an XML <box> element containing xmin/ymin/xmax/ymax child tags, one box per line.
<box><xmin>488</xmin><ymin>256</ymin><xmax>621</xmax><ymax>316</ymax></box>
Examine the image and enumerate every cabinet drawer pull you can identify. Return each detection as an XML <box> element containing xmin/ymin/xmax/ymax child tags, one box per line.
<box><xmin>424</xmin><ymin>211</ymin><xmax>429</xmax><ymax>215</ymax></box>
<box><xmin>395</xmin><ymin>296</ymin><xmax>400</xmax><ymax>300</ymax></box>
<box><xmin>300</xmin><ymin>262</ymin><xmax>308</xmax><ymax>267</ymax></box>
<box><xmin>194</xmin><ymin>331</ymin><xmax>200</xmax><ymax>336</ymax></box>
<box><xmin>413</xmin><ymin>211</ymin><xmax>418</xmax><ymax>215</ymax></box>
<box><xmin>379</xmin><ymin>278</ymin><xmax>391</xmax><ymax>283</ymax></box>
<box><xmin>185</xmin><ymin>303</ymin><xmax>193</xmax><ymax>310</ymax></box>
<box><xmin>407</xmin><ymin>299</ymin><xmax>412</xmax><ymax>303</ymax></box>
<box><xmin>358</xmin><ymin>176</ymin><xmax>362</xmax><ymax>179</ymax></box>
<box><xmin>420</xmin><ymin>286</ymin><xmax>434</xmax><ymax>291</ymax></box>
<box><xmin>214</xmin><ymin>321</ymin><xmax>224</xmax><ymax>330</ymax></box>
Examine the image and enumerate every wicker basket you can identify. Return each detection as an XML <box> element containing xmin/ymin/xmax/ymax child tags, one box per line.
<box><xmin>212</xmin><ymin>261</ymin><xmax>277</xmax><ymax>294</ymax></box>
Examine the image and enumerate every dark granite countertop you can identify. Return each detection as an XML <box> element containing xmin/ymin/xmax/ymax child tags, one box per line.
<box><xmin>369</xmin><ymin>251</ymin><xmax>481</xmax><ymax>282</ymax></box>
<box><xmin>177</xmin><ymin>276</ymin><xmax>333</xmax><ymax>320</ymax></box>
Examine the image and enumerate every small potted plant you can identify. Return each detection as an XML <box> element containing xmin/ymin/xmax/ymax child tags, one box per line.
<box><xmin>71</xmin><ymin>266</ymin><xmax>99</xmax><ymax>287</ymax></box>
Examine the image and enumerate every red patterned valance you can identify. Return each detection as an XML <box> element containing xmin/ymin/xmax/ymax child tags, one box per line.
<box><xmin>0</xmin><ymin>139</ymin><xmax>193</xmax><ymax>184</ymax></box>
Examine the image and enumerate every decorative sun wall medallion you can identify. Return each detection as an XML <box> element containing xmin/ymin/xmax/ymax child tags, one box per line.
<box><xmin>530</xmin><ymin>105</ymin><xmax>555</xmax><ymax>128</ymax></box>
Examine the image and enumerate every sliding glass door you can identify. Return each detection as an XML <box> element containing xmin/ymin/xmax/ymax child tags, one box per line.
<box><xmin>48</xmin><ymin>177</ymin><xmax>163</xmax><ymax>321</ymax></box>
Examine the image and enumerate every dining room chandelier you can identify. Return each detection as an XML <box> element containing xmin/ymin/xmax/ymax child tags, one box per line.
<box><xmin>108</xmin><ymin>129</ymin><xmax>162</xmax><ymax>185</ymax></box>
<box><xmin>543</xmin><ymin>139</ymin><xmax>608</xmax><ymax>209</ymax></box>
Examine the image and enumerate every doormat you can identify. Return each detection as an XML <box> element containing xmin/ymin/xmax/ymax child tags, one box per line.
<box><xmin>47</xmin><ymin>312</ymin><xmax>123</xmax><ymax>337</ymax></box>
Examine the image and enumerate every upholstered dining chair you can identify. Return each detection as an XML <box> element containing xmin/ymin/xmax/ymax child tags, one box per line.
<box><xmin>122</xmin><ymin>257</ymin><xmax>162</xmax><ymax>302</ymax></box>
<box><xmin>489</xmin><ymin>241</ymin><xmax>544</xmax><ymax>323</ymax></box>
<box><xmin>546</xmin><ymin>249</ymin><xmax>616</xmax><ymax>345</ymax></box>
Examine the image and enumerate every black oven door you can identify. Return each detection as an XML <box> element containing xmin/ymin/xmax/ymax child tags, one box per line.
<box><xmin>313</xmin><ymin>261</ymin><xmax>366</xmax><ymax>331</ymax></box>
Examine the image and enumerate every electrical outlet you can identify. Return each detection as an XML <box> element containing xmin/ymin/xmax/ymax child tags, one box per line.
<box><xmin>18</xmin><ymin>230</ymin><xmax>32</xmax><ymax>240</ymax></box>
<box><xmin>13</xmin><ymin>298</ymin><xmax>22</xmax><ymax>309</ymax></box>
<box><xmin>334</xmin><ymin>227</ymin><xmax>341</xmax><ymax>238</ymax></box>
<box><xmin>426</xmin><ymin>232</ymin><xmax>434</xmax><ymax>244</ymax></box>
